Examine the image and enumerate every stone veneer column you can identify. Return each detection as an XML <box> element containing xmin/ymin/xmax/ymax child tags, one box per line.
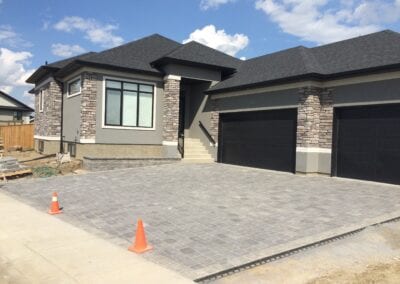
<box><xmin>319</xmin><ymin>89</ymin><xmax>334</xmax><ymax>149</ymax></box>
<box><xmin>162</xmin><ymin>75</ymin><xmax>181</xmax><ymax>143</ymax></box>
<box><xmin>297</xmin><ymin>87</ymin><xmax>321</xmax><ymax>148</ymax></box>
<box><xmin>35</xmin><ymin>78</ymin><xmax>62</xmax><ymax>137</ymax></box>
<box><xmin>210</xmin><ymin>98</ymin><xmax>219</xmax><ymax>143</ymax></box>
<box><xmin>80</xmin><ymin>72</ymin><xmax>98</xmax><ymax>142</ymax></box>
<box><xmin>296</xmin><ymin>86</ymin><xmax>333</xmax><ymax>174</ymax></box>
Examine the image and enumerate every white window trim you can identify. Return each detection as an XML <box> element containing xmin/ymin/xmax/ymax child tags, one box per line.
<box><xmin>67</xmin><ymin>76</ymin><xmax>82</xmax><ymax>98</ymax></box>
<box><xmin>39</xmin><ymin>89</ymin><xmax>44</xmax><ymax>113</ymax></box>
<box><xmin>102</xmin><ymin>76</ymin><xmax>157</xmax><ymax>131</ymax></box>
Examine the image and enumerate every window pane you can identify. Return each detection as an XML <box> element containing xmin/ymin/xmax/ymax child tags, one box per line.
<box><xmin>106</xmin><ymin>80</ymin><xmax>121</xmax><ymax>89</ymax></box>
<box><xmin>105</xmin><ymin>89</ymin><xmax>121</xmax><ymax>125</ymax></box>
<box><xmin>138</xmin><ymin>92</ymin><xmax>153</xmax><ymax>127</ymax></box>
<box><xmin>122</xmin><ymin>91</ymin><xmax>137</xmax><ymax>126</ymax></box>
<box><xmin>69</xmin><ymin>79</ymin><xmax>81</xmax><ymax>94</ymax></box>
<box><xmin>124</xmin><ymin>83</ymin><xmax>137</xmax><ymax>91</ymax></box>
<box><xmin>139</xmin><ymin>84</ymin><xmax>153</xmax><ymax>92</ymax></box>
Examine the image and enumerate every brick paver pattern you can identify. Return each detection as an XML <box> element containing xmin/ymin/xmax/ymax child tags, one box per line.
<box><xmin>2</xmin><ymin>163</ymin><xmax>400</xmax><ymax>279</ymax></box>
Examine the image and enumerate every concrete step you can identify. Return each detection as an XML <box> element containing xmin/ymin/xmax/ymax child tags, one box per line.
<box><xmin>182</xmin><ymin>158</ymin><xmax>214</xmax><ymax>163</ymax></box>
<box><xmin>184</xmin><ymin>138</ymin><xmax>213</xmax><ymax>161</ymax></box>
<box><xmin>184</xmin><ymin>155</ymin><xmax>212</xmax><ymax>160</ymax></box>
<box><xmin>185</xmin><ymin>151</ymin><xmax>211</xmax><ymax>156</ymax></box>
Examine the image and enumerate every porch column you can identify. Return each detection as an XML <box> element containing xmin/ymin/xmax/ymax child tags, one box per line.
<box><xmin>162</xmin><ymin>75</ymin><xmax>181</xmax><ymax>157</ymax></box>
<box><xmin>296</xmin><ymin>86</ymin><xmax>333</xmax><ymax>174</ymax></box>
<box><xmin>80</xmin><ymin>72</ymin><xmax>98</xmax><ymax>143</ymax></box>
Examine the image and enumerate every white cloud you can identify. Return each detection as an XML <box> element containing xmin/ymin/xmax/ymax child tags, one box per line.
<box><xmin>51</xmin><ymin>43</ymin><xmax>86</xmax><ymax>57</ymax></box>
<box><xmin>54</xmin><ymin>16</ymin><xmax>124</xmax><ymax>48</ymax></box>
<box><xmin>23</xmin><ymin>90</ymin><xmax>34</xmax><ymax>108</ymax></box>
<box><xmin>200</xmin><ymin>0</ymin><xmax>235</xmax><ymax>10</ymax></box>
<box><xmin>0</xmin><ymin>48</ymin><xmax>34</xmax><ymax>94</ymax></box>
<box><xmin>183</xmin><ymin>25</ymin><xmax>249</xmax><ymax>56</ymax></box>
<box><xmin>0</xmin><ymin>25</ymin><xmax>32</xmax><ymax>48</ymax></box>
<box><xmin>255</xmin><ymin>0</ymin><xmax>400</xmax><ymax>45</ymax></box>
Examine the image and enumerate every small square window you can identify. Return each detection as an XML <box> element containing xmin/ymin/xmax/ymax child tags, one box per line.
<box><xmin>68</xmin><ymin>143</ymin><xmax>76</xmax><ymax>157</ymax></box>
<box><xmin>13</xmin><ymin>111</ymin><xmax>22</xmax><ymax>121</ymax></box>
<box><xmin>38</xmin><ymin>140</ymin><xmax>44</xmax><ymax>153</ymax></box>
<box><xmin>68</xmin><ymin>78</ymin><xmax>81</xmax><ymax>97</ymax></box>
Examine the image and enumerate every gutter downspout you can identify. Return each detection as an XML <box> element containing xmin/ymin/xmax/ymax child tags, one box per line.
<box><xmin>54</xmin><ymin>77</ymin><xmax>64</xmax><ymax>153</ymax></box>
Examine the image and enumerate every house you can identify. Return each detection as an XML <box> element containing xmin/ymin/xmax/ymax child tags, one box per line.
<box><xmin>0</xmin><ymin>91</ymin><xmax>33</xmax><ymax>125</ymax></box>
<box><xmin>27</xmin><ymin>30</ymin><xmax>400</xmax><ymax>184</ymax></box>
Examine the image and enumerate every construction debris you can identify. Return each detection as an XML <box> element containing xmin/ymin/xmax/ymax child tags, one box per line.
<box><xmin>0</xmin><ymin>157</ymin><xmax>32</xmax><ymax>181</ymax></box>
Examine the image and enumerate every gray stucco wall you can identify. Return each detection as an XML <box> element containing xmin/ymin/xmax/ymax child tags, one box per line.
<box><xmin>0</xmin><ymin>110</ymin><xmax>16</xmax><ymax>121</ymax></box>
<box><xmin>183</xmin><ymin>81</ymin><xmax>217</xmax><ymax>158</ymax></box>
<box><xmin>0</xmin><ymin>110</ymin><xmax>31</xmax><ymax>124</ymax></box>
<box><xmin>62</xmin><ymin>83</ymin><xmax>82</xmax><ymax>142</ymax></box>
<box><xmin>95</xmin><ymin>73</ymin><xmax>164</xmax><ymax>144</ymax></box>
<box><xmin>163</xmin><ymin>64</ymin><xmax>221</xmax><ymax>82</ymax></box>
<box><xmin>333</xmin><ymin>78</ymin><xmax>400</xmax><ymax>106</ymax></box>
<box><xmin>212</xmin><ymin>88</ymin><xmax>299</xmax><ymax>112</ymax></box>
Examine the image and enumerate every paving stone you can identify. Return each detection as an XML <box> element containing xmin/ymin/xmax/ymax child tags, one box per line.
<box><xmin>2</xmin><ymin>163</ymin><xmax>400</xmax><ymax>279</ymax></box>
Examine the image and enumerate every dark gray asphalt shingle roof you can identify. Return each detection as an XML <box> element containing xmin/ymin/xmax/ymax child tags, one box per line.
<box><xmin>28</xmin><ymin>29</ymin><xmax>400</xmax><ymax>92</ymax></box>
<box><xmin>76</xmin><ymin>34</ymin><xmax>182</xmax><ymax>74</ymax></box>
<box><xmin>152</xmin><ymin>41</ymin><xmax>241</xmax><ymax>70</ymax></box>
<box><xmin>209</xmin><ymin>30</ymin><xmax>400</xmax><ymax>93</ymax></box>
<box><xmin>47</xmin><ymin>52</ymin><xmax>98</xmax><ymax>69</ymax></box>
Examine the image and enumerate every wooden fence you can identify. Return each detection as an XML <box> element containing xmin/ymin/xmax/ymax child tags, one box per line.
<box><xmin>0</xmin><ymin>124</ymin><xmax>35</xmax><ymax>151</ymax></box>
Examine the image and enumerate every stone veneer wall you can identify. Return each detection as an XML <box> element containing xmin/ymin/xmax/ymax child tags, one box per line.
<box><xmin>297</xmin><ymin>87</ymin><xmax>333</xmax><ymax>148</ymax></box>
<box><xmin>83</xmin><ymin>157</ymin><xmax>180</xmax><ymax>171</ymax></box>
<box><xmin>35</xmin><ymin>79</ymin><xmax>62</xmax><ymax>137</ymax></box>
<box><xmin>163</xmin><ymin>78</ymin><xmax>180</xmax><ymax>142</ymax></box>
<box><xmin>80</xmin><ymin>72</ymin><xmax>98</xmax><ymax>140</ymax></box>
<box><xmin>210</xmin><ymin>99</ymin><xmax>219</xmax><ymax>142</ymax></box>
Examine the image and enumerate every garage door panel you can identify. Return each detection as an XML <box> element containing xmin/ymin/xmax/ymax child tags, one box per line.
<box><xmin>335</xmin><ymin>104</ymin><xmax>400</xmax><ymax>185</ymax></box>
<box><xmin>219</xmin><ymin>109</ymin><xmax>297</xmax><ymax>172</ymax></box>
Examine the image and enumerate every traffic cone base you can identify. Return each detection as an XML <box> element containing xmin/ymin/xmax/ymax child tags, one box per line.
<box><xmin>128</xmin><ymin>244</ymin><xmax>152</xmax><ymax>254</ymax></box>
<box><xmin>48</xmin><ymin>208</ymin><xmax>62</xmax><ymax>215</ymax></box>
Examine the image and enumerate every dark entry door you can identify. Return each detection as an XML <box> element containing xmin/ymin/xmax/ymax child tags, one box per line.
<box><xmin>334</xmin><ymin>104</ymin><xmax>400</xmax><ymax>185</ymax></box>
<box><xmin>219</xmin><ymin>109</ymin><xmax>297</xmax><ymax>172</ymax></box>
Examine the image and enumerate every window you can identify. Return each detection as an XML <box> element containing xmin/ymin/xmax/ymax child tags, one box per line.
<box><xmin>105</xmin><ymin>79</ymin><xmax>154</xmax><ymax>128</ymax></box>
<box><xmin>68</xmin><ymin>77</ymin><xmax>81</xmax><ymax>97</ymax></box>
<box><xmin>68</xmin><ymin>143</ymin><xmax>76</xmax><ymax>157</ymax></box>
<box><xmin>13</xmin><ymin>111</ymin><xmax>22</xmax><ymax>121</ymax></box>
<box><xmin>39</xmin><ymin>90</ymin><xmax>44</xmax><ymax>112</ymax></box>
<box><xmin>38</xmin><ymin>140</ymin><xmax>44</xmax><ymax>153</ymax></box>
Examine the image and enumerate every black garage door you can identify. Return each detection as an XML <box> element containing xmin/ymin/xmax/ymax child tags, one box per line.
<box><xmin>333</xmin><ymin>104</ymin><xmax>400</xmax><ymax>185</ymax></box>
<box><xmin>218</xmin><ymin>109</ymin><xmax>297</xmax><ymax>172</ymax></box>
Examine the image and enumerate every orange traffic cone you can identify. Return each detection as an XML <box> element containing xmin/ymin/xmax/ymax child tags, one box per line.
<box><xmin>128</xmin><ymin>219</ymin><xmax>152</xmax><ymax>253</ymax></box>
<box><xmin>48</xmin><ymin>192</ymin><xmax>62</xmax><ymax>215</ymax></box>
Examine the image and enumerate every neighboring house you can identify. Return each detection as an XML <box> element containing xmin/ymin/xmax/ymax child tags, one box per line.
<box><xmin>0</xmin><ymin>91</ymin><xmax>33</xmax><ymax>125</ymax></box>
<box><xmin>27</xmin><ymin>30</ymin><xmax>400</xmax><ymax>184</ymax></box>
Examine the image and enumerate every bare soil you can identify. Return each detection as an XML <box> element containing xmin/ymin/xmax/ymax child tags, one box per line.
<box><xmin>4</xmin><ymin>150</ymin><xmax>83</xmax><ymax>178</ymax></box>
<box><xmin>309</xmin><ymin>261</ymin><xmax>400</xmax><ymax>284</ymax></box>
<box><xmin>216</xmin><ymin>222</ymin><xmax>400</xmax><ymax>284</ymax></box>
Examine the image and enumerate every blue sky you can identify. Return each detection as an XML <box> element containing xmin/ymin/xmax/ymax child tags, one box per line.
<box><xmin>1</xmin><ymin>0</ymin><xmax>400</xmax><ymax>106</ymax></box>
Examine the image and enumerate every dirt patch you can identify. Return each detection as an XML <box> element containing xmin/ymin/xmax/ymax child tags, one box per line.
<box><xmin>215</xmin><ymin>222</ymin><xmax>400</xmax><ymax>284</ymax></box>
<box><xmin>309</xmin><ymin>261</ymin><xmax>400</xmax><ymax>284</ymax></box>
<box><xmin>4</xmin><ymin>150</ymin><xmax>83</xmax><ymax>178</ymax></box>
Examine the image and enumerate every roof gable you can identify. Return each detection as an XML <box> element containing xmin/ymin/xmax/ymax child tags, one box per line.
<box><xmin>0</xmin><ymin>91</ymin><xmax>33</xmax><ymax>112</ymax></box>
<box><xmin>76</xmin><ymin>34</ymin><xmax>182</xmax><ymax>74</ymax></box>
<box><xmin>152</xmin><ymin>41</ymin><xmax>242</xmax><ymax>71</ymax></box>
